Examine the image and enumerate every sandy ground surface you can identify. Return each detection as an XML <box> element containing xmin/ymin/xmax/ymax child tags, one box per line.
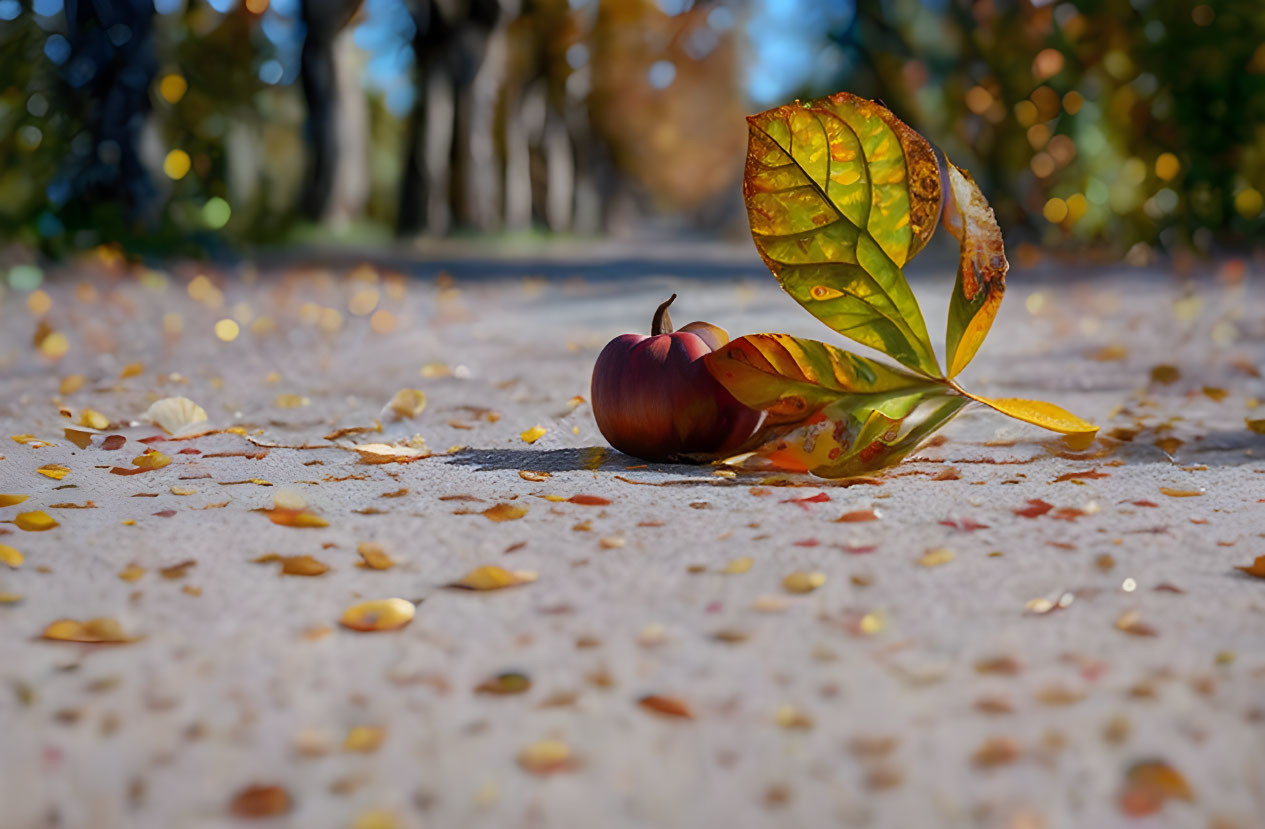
<box><xmin>1</xmin><ymin>245</ymin><xmax>1263</xmax><ymax>829</ymax></box>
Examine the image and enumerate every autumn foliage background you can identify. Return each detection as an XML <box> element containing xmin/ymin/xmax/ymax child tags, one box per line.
<box><xmin>0</xmin><ymin>0</ymin><xmax>1262</xmax><ymax>260</ymax></box>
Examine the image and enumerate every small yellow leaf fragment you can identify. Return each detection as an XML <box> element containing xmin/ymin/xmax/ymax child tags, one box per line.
<box><xmin>280</xmin><ymin>555</ymin><xmax>329</xmax><ymax>576</ymax></box>
<box><xmin>383</xmin><ymin>388</ymin><xmax>427</xmax><ymax>420</ymax></box>
<box><xmin>343</xmin><ymin>725</ymin><xmax>386</xmax><ymax>753</ymax></box>
<box><xmin>0</xmin><ymin>544</ymin><xmax>23</xmax><ymax>568</ymax></box>
<box><xmin>1159</xmin><ymin>487</ymin><xmax>1203</xmax><ymax>498</ymax></box>
<box><xmin>352</xmin><ymin>810</ymin><xmax>400</xmax><ymax>829</ymax></box>
<box><xmin>59</xmin><ymin>375</ymin><xmax>85</xmax><ymax>395</ymax></box>
<box><xmin>41</xmin><ymin>617</ymin><xmax>137</xmax><ymax>644</ymax></box>
<box><xmin>119</xmin><ymin>362</ymin><xmax>144</xmax><ymax>379</ymax></box>
<box><xmin>78</xmin><ymin>409</ymin><xmax>110</xmax><ymax>430</ymax></box>
<box><xmin>774</xmin><ymin>705</ymin><xmax>815</xmax><ymax>730</ymax></box>
<box><xmin>918</xmin><ymin>548</ymin><xmax>955</xmax><ymax>567</ymax></box>
<box><xmin>517</xmin><ymin>738</ymin><xmax>578</xmax><ymax>774</ymax></box>
<box><xmin>519</xmin><ymin>470</ymin><xmax>551</xmax><ymax>482</ymax></box>
<box><xmin>274</xmin><ymin>393</ymin><xmax>310</xmax><ymax>408</ymax></box>
<box><xmin>721</xmin><ymin>556</ymin><xmax>754</xmax><ymax>574</ymax></box>
<box><xmin>1247</xmin><ymin>418</ymin><xmax>1265</xmax><ymax>435</ymax></box>
<box><xmin>1149</xmin><ymin>364</ymin><xmax>1180</xmax><ymax>385</ymax></box>
<box><xmin>118</xmin><ymin>563</ymin><xmax>146</xmax><ymax>582</ymax></box>
<box><xmin>132</xmin><ymin>451</ymin><xmax>172</xmax><ymax>471</ymax></box>
<box><xmin>599</xmin><ymin>536</ymin><xmax>625</xmax><ymax>549</ymax></box>
<box><xmin>783</xmin><ymin>571</ymin><xmax>826</xmax><ymax>593</ymax></box>
<box><xmin>1115</xmin><ymin>609</ymin><xmax>1158</xmax><ymax>637</ymax></box>
<box><xmin>450</xmin><ymin>565</ymin><xmax>537</xmax><ymax>591</ymax></box>
<box><xmin>356</xmin><ymin>542</ymin><xmax>395</xmax><ymax>570</ymax></box>
<box><xmin>11</xmin><ymin>435</ymin><xmax>54</xmax><ymax>448</ymax></box>
<box><xmin>521</xmin><ymin>425</ymin><xmax>547</xmax><ymax>444</ymax></box>
<box><xmin>481</xmin><ymin>503</ymin><xmax>527</xmax><ymax>522</ymax></box>
<box><xmin>169</xmin><ymin>486</ymin><xmax>197</xmax><ymax>496</ymax></box>
<box><xmin>37</xmin><ymin>463</ymin><xmax>70</xmax><ymax>480</ymax></box>
<box><xmin>339</xmin><ymin>598</ymin><xmax>415</xmax><ymax>632</ymax></box>
<box><xmin>0</xmin><ymin>592</ymin><xmax>23</xmax><ymax>604</ymax></box>
<box><xmin>15</xmin><ymin>511</ymin><xmax>58</xmax><ymax>532</ymax></box>
<box><xmin>0</xmin><ymin>494</ymin><xmax>29</xmax><ymax>508</ymax></box>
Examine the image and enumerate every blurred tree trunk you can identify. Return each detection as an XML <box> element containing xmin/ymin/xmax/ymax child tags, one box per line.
<box><xmin>298</xmin><ymin>0</ymin><xmax>363</xmax><ymax>223</ymax></box>
<box><xmin>397</xmin><ymin>0</ymin><xmax>502</xmax><ymax>236</ymax></box>
<box><xmin>60</xmin><ymin>0</ymin><xmax>157</xmax><ymax>225</ymax></box>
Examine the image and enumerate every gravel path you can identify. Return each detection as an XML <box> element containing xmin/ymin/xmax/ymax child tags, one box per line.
<box><xmin>1</xmin><ymin>247</ymin><xmax>1263</xmax><ymax>828</ymax></box>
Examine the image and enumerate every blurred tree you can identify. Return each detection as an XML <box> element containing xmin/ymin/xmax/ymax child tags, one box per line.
<box><xmin>397</xmin><ymin>0</ymin><xmax>502</xmax><ymax>235</ymax></box>
<box><xmin>56</xmin><ymin>0</ymin><xmax>158</xmax><ymax>230</ymax></box>
<box><xmin>300</xmin><ymin>0</ymin><xmax>365</xmax><ymax>222</ymax></box>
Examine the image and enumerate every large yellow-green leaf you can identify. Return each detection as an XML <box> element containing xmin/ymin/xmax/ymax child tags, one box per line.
<box><xmin>740</xmin><ymin>390</ymin><xmax>968</xmax><ymax>478</ymax></box>
<box><xmin>965</xmin><ymin>393</ymin><xmax>1098</xmax><ymax>448</ymax></box>
<box><xmin>745</xmin><ymin>92</ymin><xmax>942</xmax><ymax>376</ymax></box>
<box><xmin>704</xmin><ymin>333</ymin><xmax>935</xmax><ymax>425</ymax></box>
<box><xmin>943</xmin><ymin>162</ymin><xmax>1007</xmax><ymax>378</ymax></box>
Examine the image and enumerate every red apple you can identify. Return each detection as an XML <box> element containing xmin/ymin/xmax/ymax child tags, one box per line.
<box><xmin>591</xmin><ymin>295</ymin><xmax>760</xmax><ymax>462</ymax></box>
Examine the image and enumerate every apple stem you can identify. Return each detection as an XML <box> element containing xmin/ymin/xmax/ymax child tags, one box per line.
<box><xmin>651</xmin><ymin>294</ymin><xmax>676</xmax><ymax>336</ymax></box>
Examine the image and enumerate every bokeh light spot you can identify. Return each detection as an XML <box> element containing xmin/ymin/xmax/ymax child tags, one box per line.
<box><xmin>1043</xmin><ymin>197</ymin><xmax>1069</xmax><ymax>224</ymax></box>
<box><xmin>1154</xmin><ymin>153</ymin><xmax>1179</xmax><ymax>181</ymax></box>
<box><xmin>159</xmin><ymin>74</ymin><xmax>187</xmax><ymax>104</ymax></box>
<box><xmin>1235</xmin><ymin>188</ymin><xmax>1263</xmax><ymax>219</ymax></box>
<box><xmin>163</xmin><ymin>150</ymin><xmax>191</xmax><ymax>180</ymax></box>
<box><xmin>203</xmin><ymin>197</ymin><xmax>231</xmax><ymax>229</ymax></box>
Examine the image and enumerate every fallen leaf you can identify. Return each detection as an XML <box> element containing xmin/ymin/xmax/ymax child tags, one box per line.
<box><xmin>1115</xmin><ymin>609</ymin><xmax>1158</xmax><ymax>637</ymax></box>
<box><xmin>917</xmin><ymin>548</ymin><xmax>955</xmax><ymax>567</ymax></box>
<box><xmin>350</xmin><ymin>442</ymin><xmax>430</xmax><ymax>464</ymax></box>
<box><xmin>143</xmin><ymin>397</ymin><xmax>208</xmax><ymax>436</ymax></box>
<box><xmin>517</xmin><ymin>738</ymin><xmax>578</xmax><ymax>774</ymax></box>
<box><xmin>343</xmin><ymin>725</ymin><xmax>386</xmax><ymax>753</ymax></box>
<box><xmin>339</xmin><ymin>598</ymin><xmax>415</xmax><ymax>632</ymax></box>
<box><xmin>521</xmin><ymin>425</ymin><xmax>547</xmax><ymax>444</ymax></box>
<box><xmin>481</xmin><ymin>503</ymin><xmax>527</xmax><ymax>522</ymax></box>
<box><xmin>228</xmin><ymin>784</ymin><xmax>291</xmax><ymax>818</ymax></box>
<box><xmin>475</xmin><ymin>671</ymin><xmax>532</xmax><ymax>695</ymax></box>
<box><xmin>78</xmin><ymin>408</ymin><xmax>110</xmax><ymax>430</ymax></box>
<box><xmin>0</xmin><ymin>544</ymin><xmax>23</xmax><ymax>568</ymax></box>
<box><xmin>1233</xmin><ymin>555</ymin><xmax>1265</xmax><ymax>579</ymax></box>
<box><xmin>15</xmin><ymin>511</ymin><xmax>58</xmax><ymax>532</ymax></box>
<box><xmin>280</xmin><ymin>555</ymin><xmax>329</xmax><ymax>576</ymax></box>
<box><xmin>1247</xmin><ymin>418</ymin><xmax>1265</xmax><ymax>434</ymax></box>
<box><xmin>518</xmin><ymin>470</ymin><xmax>551</xmax><ymax>482</ymax></box>
<box><xmin>1014</xmin><ymin>499</ymin><xmax>1053</xmax><ymax>518</ymax></box>
<box><xmin>382</xmin><ymin>388</ymin><xmax>426</xmax><ymax>420</ymax></box>
<box><xmin>119</xmin><ymin>362</ymin><xmax>144</xmax><ymax>379</ymax></box>
<box><xmin>721</xmin><ymin>556</ymin><xmax>753</xmax><ymax>574</ymax></box>
<box><xmin>972</xmin><ymin>736</ymin><xmax>1020</xmax><ymax>768</ymax></box>
<box><xmin>101</xmin><ymin>435</ymin><xmax>126</xmax><ymax>450</ymax></box>
<box><xmin>639</xmin><ymin>694</ymin><xmax>694</xmax><ymax>719</ymax></box>
<box><xmin>568</xmin><ymin>494</ymin><xmax>611</xmax><ymax>506</ymax></box>
<box><xmin>836</xmin><ymin>508</ymin><xmax>880</xmax><ymax>523</ymax></box>
<box><xmin>356</xmin><ymin>542</ymin><xmax>395</xmax><ymax>570</ymax></box>
<box><xmin>0</xmin><ymin>494</ymin><xmax>29</xmax><ymax>508</ymax></box>
<box><xmin>774</xmin><ymin>705</ymin><xmax>815</xmax><ymax>730</ymax></box>
<box><xmin>118</xmin><ymin>563</ymin><xmax>145</xmax><ymax>582</ymax></box>
<box><xmin>783</xmin><ymin>571</ymin><xmax>826</xmax><ymax>593</ymax></box>
<box><xmin>1119</xmin><ymin>759</ymin><xmax>1194</xmax><ymax>816</ymax></box>
<box><xmin>37</xmin><ymin>463</ymin><xmax>70</xmax><ymax>480</ymax></box>
<box><xmin>41</xmin><ymin>617</ymin><xmax>138</xmax><ymax>644</ymax></box>
<box><xmin>449</xmin><ymin>565</ymin><xmax>536</xmax><ymax>591</ymax></box>
<box><xmin>1159</xmin><ymin>487</ymin><xmax>1203</xmax><ymax>498</ymax></box>
<box><xmin>1149</xmin><ymin>364</ymin><xmax>1180</xmax><ymax>385</ymax></box>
